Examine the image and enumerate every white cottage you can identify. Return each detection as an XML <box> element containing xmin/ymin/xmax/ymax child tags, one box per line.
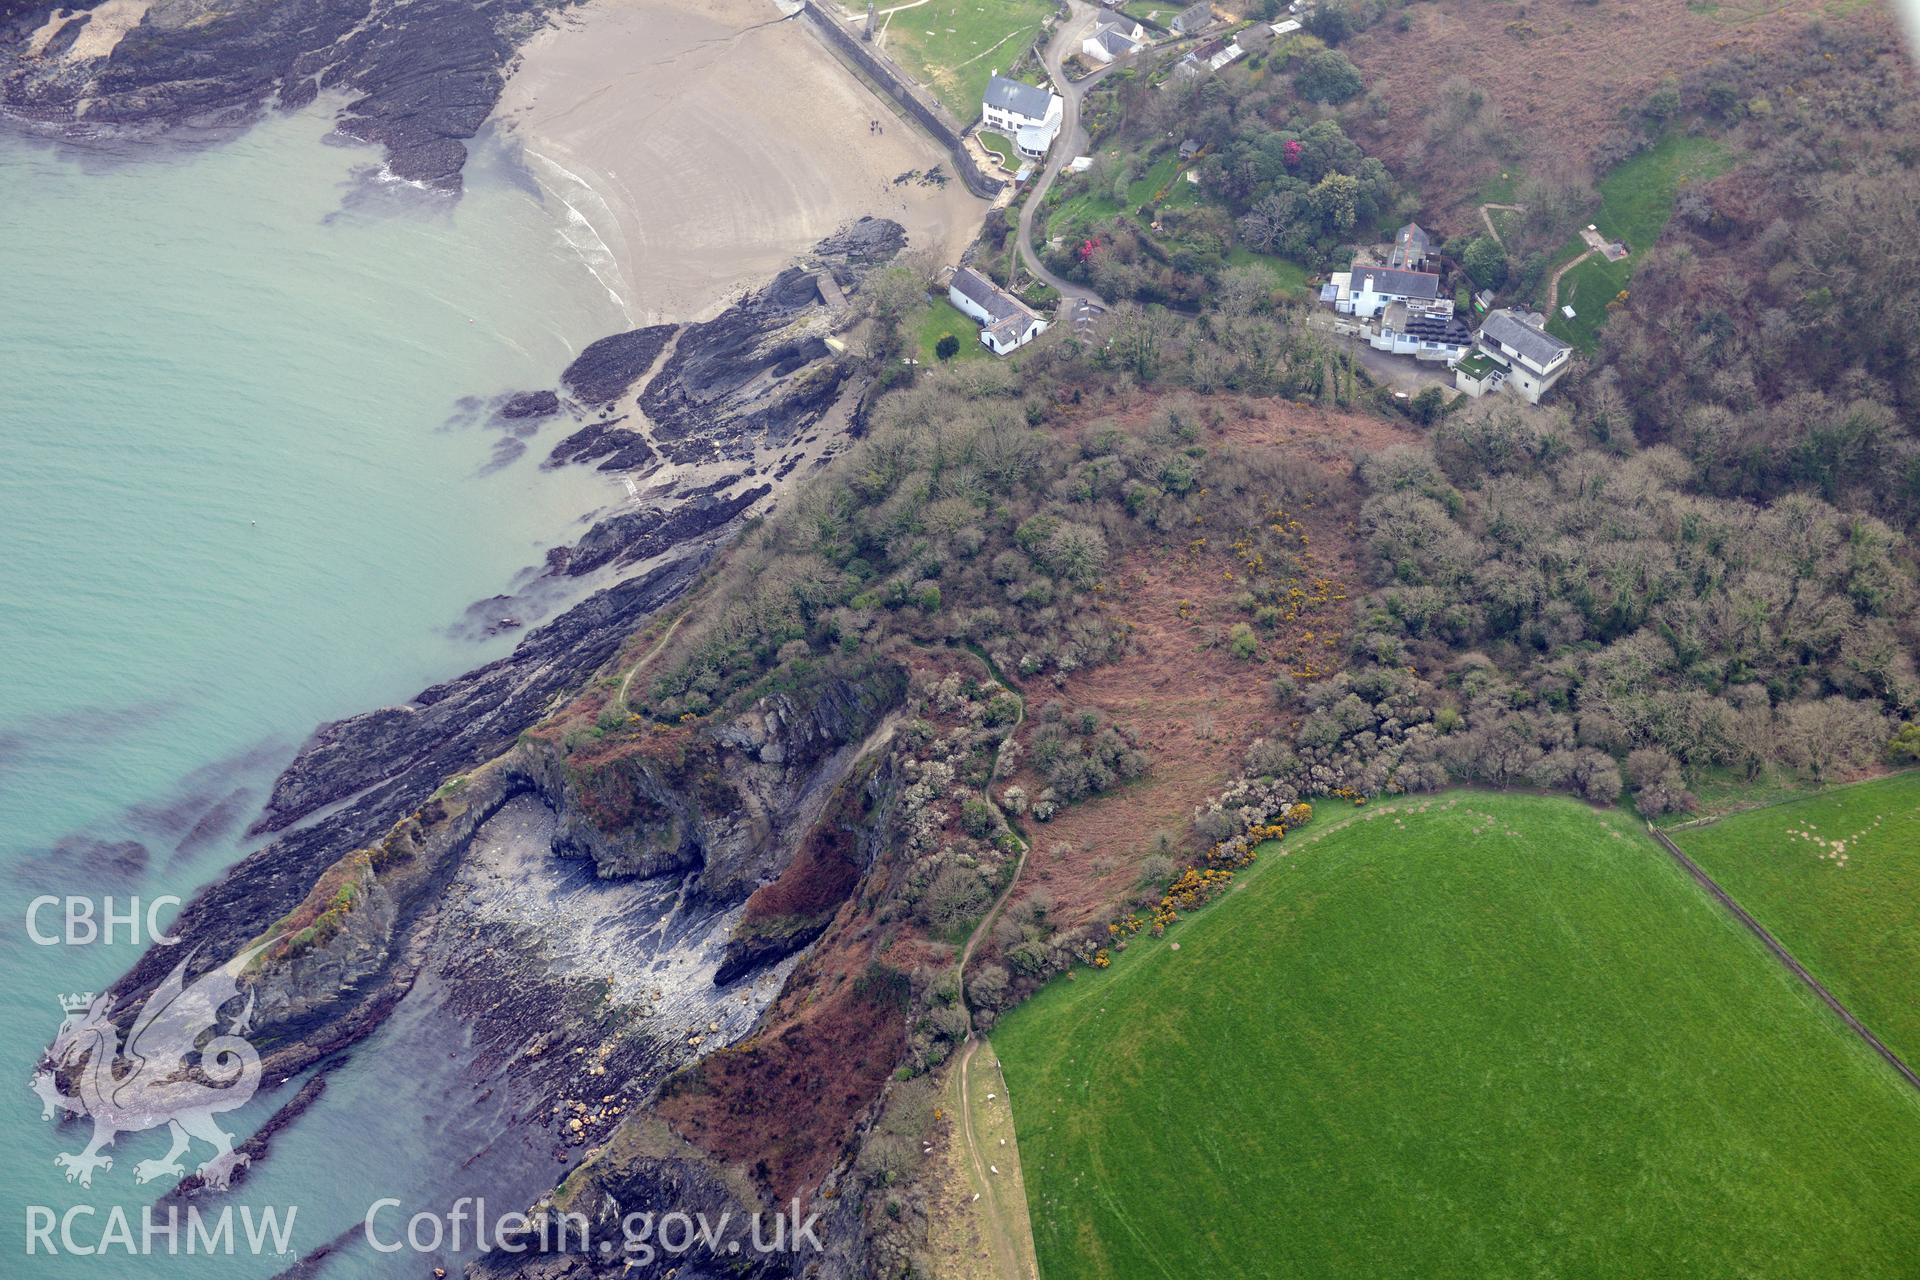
<box><xmin>1453</xmin><ymin>308</ymin><xmax>1574</xmax><ymax>403</ymax></box>
<box><xmin>1339</xmin><ymin>265</ymin><xmax>1442</xmax><ymax>319</ymax></box>
<box><xmin>982</xmin><ymin>75</ymin><xmax>1063</xmax><ymax>159</ymax></box>
<box><xmin>949</xmin><ymin>267</ymin><xmax>1049</xmax><ymax>355</ymax></box>
<box><xmin>1082</xmin><ymin>17</ymin><xmax>1145</xmax><ymax>63</ymax></box>
<box><xmin>1170</xmin><ymin>1</ymin><xmax>1214</xmax><ymax>35</ymax></box>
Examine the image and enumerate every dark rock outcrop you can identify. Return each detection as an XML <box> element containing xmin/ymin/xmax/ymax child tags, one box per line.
<box><xmin>559</xmin><ymin>325</ymin><xmax>677</xmax><ymax>406</ymax></box>
<box><xmin>637</xmin><ymin>218</ymin><xmax>904</xmax><ymax>466</ymax></box>
<box><xmin>249</xmin><ymin>557</ymin><xmax>704</xmax><ymax>840</ymax></box>
<box><xmin>564</xmin><ymin>484</ymin><xmax>769</xmax><ymax>577</ymax></box>
<box><xmin>0</xmin><ymin>0</ymin><xmax>558</xmax><ymax>190</ymax></box>
<box><xmin>543</xmin><ymin>419</ymin><xmax>657</xmax><ymax>471</ymax></box>
<box><xmin>541</xmin><ymin>658</ymin><xmax>906</xmax><ymax>893</ymax></box>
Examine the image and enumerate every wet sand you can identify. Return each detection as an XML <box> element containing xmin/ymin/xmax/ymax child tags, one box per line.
<box><xmin>495</xmin><ymin>0</ymin><xmax>986</xmax><ymax>324</ymax></box>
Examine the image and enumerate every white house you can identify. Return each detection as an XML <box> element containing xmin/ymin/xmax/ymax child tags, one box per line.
<box><xmin>1081</xmin><ymin>17</ymin><xmax>1145</xmax><ymax>63</ymax></box>
<box><xmin>982</xmin><ymin>75</ymin><xmax>1063</xmax><ymax>158</ymax></box>
<box><xmin>1170</xmin><ymin>2</ymin><xmax>1214</xmax><ymax>35</ymax></box>
<box><xmin>1368</xmin><ymin>302</ymin><xmax>1472</xmax><ymax>363</ymax></box>
<box><xmin>1329</xmin><ymin>265</ymin><xmax>1441</xmax><ymax>318</ymax></box>
<box><xmin>948</xmin><ymin>267</ymin><xmax>1049</xmax><ymax>355</ymax></box>
<box><xmin>1453</xmin><ymin>308</ymin><xmax>1574</xmax><ymax>403</ymax></box>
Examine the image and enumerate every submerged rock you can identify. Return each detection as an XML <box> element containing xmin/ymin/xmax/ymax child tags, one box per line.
<box><xmin>498</xmin><ymin>389</ymin><xmax>561</xmax><ymax>421</ymax></box>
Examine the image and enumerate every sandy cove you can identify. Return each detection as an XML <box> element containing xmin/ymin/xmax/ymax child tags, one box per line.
<box><xmin>495</xmin><ymin>0</ymin><xmax>987</xmax><ymax>325</ymax></box>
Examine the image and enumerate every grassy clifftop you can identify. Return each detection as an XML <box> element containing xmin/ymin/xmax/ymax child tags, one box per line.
<box><xmin>995</xmin><ymin>791</ymin><xmax>1920</xmax><ymax>1278</ymax></box>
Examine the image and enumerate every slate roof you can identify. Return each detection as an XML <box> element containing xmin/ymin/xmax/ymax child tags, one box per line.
<box><xmin>1171</xmin><ymin>1</ymin><xmax>1213</xmax><ymax>31</ymax></box>
<box><xmin>1090</xmin><ymin>26</ymin><xmax>1141</xmax><ymax>57</ymax></box>
<box><xmin>986</xmin><ymin>314</ymin><xmax>1031</xmax><ymax>346</ymax></box>
<box><xmin>984</xmin><ymin>75</ymin><xmax>1054</xmax><ymax>121</ymax></box>
<box><xmin>1389</xmin><ymin>221</ymin><xmax>1430</xmax><ymax>268</ymax></box>
<box><xmin>952</xmin><ymin>267</ymin><xmax>1030</xmax><ymax>324</ymax></box>
<box><xmin>1354</xmin><ymin>266</ymin><xmax>1441</xmax><ymax>301</ymax></box>
<box><xmin>1480</xmin><ymin>308</ymin><xmax>1572</xmax><ymax>369</ymax></box>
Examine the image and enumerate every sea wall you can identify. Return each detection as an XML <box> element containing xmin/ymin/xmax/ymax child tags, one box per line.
<box><xmin>798</xmin><ymin>0</ymin><xmax>1006</xmax><ymax>201</ymax></box>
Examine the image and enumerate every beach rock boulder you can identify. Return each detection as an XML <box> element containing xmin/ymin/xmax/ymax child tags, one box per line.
<box><xmin>560</xmin><ymin>325</ymin><xmax>678</xmax><ymax>406</ymax></box>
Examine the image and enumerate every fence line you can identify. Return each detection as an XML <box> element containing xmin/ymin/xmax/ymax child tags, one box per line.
<box><xmin>1647</xmin><ymin>823</ymin><xmax>1920</xmax><ymax>1093</ymax></box>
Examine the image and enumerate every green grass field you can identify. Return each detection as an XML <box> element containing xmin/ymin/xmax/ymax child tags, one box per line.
<box><xmin>1676</xmin><ymin>770</ymin><xmax>1920</xmax><ymax>1071</ymax></box>
<box><xmin>878</xmin><ymin>0</ymin><xmax>1056</xmax><ymax>120</ymax></box>
<box><xmin>1045</xmin><ymin>151</ymin><xmax>1178</xmax><ymax>240</ymax></box>
<box><xmin>994</xmin><ymin>792</ymin><xmax>1920</xmax><ymax>1279</ymax></box>
<box><xmin>1547</xmin><ymin>134</ymin><xmax>1731</xmax><ymax>350</ymax></box>
<box><xmin>915</xmin><ymin>296</ymin><xmax>991</xmax><ymax>364</ymax></box>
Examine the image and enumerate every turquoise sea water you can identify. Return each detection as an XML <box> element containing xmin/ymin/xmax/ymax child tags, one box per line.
<box><xmin>0</xmin><ymin>109</ymin><xmax>630</xmax><ymax>1272</ymax></box>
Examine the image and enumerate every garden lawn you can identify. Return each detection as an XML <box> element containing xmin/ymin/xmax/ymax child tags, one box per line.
<box><xmin>1675</xmin><ymin>769</ymin><xmax>1920</xmax><ymax>1071</ymax></box>
<box><xmin>1226</xmin><ymin>246</ymin><xmax>1312</xmax><ymax>297</ymax></box>
<box><xmin>879</xmin><ymin>0</ymin><xmax>1056</xmax><ymax>121</ymax></box>
<box><xmin>1546</xmin><ymin>133</ymin><xmax>1731</xmax><ymax>350</ymax></box>
<box><xmin>1046</xmin><ymin>184</ymin><xmax>1123</xmax><ymax>243</ymax></box>
<box><xmin>978</xmin><ymin>130</ymin><xmax>1017</xmax><ymax>171</ymax></box>
<box><xmin>993</xmin><ymin>792</ymin><xmax>1920</xmax><ymax>1280</ymax></box>
<box><xmin>1045</xmin><ymin>148</ymin><xmax>1208</xmax><ymax>242</ymax></box>
<box><xmin>915</xmin><ymin>296</ymin><xmax>990</xmax><ymax>364</ymax></box>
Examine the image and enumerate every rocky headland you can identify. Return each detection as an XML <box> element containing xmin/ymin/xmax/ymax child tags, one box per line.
<box><xmin>31</xmin><ymin>206</ymin><xmax>931</xmax><ymax>1278</ymax></box>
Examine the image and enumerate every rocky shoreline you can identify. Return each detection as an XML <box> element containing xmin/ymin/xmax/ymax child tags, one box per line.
<box><xmin>110</xmin><ymin>204</ymin><xmax>904</xmax><ymax>1002</ymax></box>
<box><xmin>34</xmin><ymin>201</ymin><xmax>914</xmax><ymax>1276</ymax></box>
<box><xmin>0</xmin><ymin>0</ymin><xmax>561</xmax><ymax>188</ymax></box>
<box><xmin>6</xmin><ymin>5</ymin><xmax>951</xmax><ymax>1268</ymax></box>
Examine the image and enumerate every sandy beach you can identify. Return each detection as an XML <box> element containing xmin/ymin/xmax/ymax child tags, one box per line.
<box><xmin>495</xmin><ymin>0</ymin><xmax>986</xmax><ymax>325</ymax></box>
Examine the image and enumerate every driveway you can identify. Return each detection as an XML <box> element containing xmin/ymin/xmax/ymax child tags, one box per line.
<box><xmin>1305</xmin><ymin>313</ymin><xmax>1459</xmax><ymax>395</ymax></box>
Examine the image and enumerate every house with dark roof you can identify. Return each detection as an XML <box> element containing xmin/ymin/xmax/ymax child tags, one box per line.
<box><xmin>1454</xmin><ymin>308</ymin><xmax>1574</xmax><ymax>403</ymax></box>
<box><xmin>1082</xmin><ymin>16</ymin><xmax>1145</xmax><ymax>63</ymax></box>
<box><xmin>948</xmin><ymin>267</ymin><xmax>1049</xmax><ymax>355</ymax></box>
<box><xmin>1328</xmin><ymin>264</ymin><xmax>1441</xmax><ymax>318</ymax></box>
<box><xmin>982</xmin><ymin>75</ymin><xmax>1063</xmax><ymax>158</ymax></box>
<box><xmin>1387</xmin><ymin>221</ymin><xmax>1431</xmax><ymax>270</ymax></box>
<box><xmin>1171</xmin><ymin>2</ymin><xmax>1215</xmax><ymax>35</ymax></box>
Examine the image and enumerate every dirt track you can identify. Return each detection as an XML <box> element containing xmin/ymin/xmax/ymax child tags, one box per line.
<box><xmin>945</xmin><ymin>661</ymin><xmax>1040</xmax><ymax>1280</ymax></box>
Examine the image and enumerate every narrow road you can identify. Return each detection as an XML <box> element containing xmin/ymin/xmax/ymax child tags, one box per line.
<box><xmin>1016</xmin><ymin>0</ymin><xmax>1112</xmax><ymax>311</ymax></box>
<box><xmin>1647</xmin><ymin>824</ymin><xmax>1920</xmax><ymax>1094</ymax></box>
